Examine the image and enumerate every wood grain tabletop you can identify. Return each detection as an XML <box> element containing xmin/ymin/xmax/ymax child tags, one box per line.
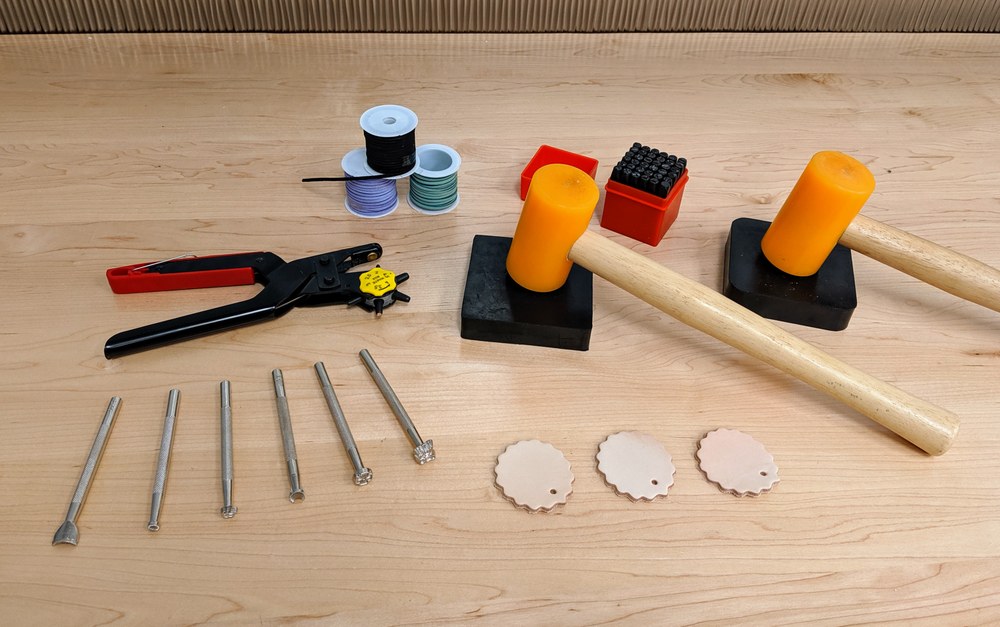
<box><xmin>1</xmin><ymin>32</ymin><xmax>998</xmax><ymax>625</ymax></box>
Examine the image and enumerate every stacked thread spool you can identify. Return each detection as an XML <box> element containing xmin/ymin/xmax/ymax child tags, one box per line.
<box><xmin>342</xmin><ymin>104</ymin><xmax>461</xmax><ymax>218</ymax></box>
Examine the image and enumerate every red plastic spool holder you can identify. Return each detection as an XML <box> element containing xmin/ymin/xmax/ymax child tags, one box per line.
<box><xmin>520</xmin><ymin>145</ymin><xmax>599</xmax><ymax>200</ymax></box>
<box><xmin>600</xmin><ymin>170</ymin><xmax>689</xmax><ymax>246</ymax></box>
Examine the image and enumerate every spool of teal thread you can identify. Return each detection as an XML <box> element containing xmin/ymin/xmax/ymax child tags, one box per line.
<box><xmin>407</xmin><ymin>144</ymin><xmax>461</xmax><ymax>214</ymax></box>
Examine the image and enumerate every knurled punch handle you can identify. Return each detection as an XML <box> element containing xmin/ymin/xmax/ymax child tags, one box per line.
<box><xmin>841</xmin><ymin>214</ymin><xmax>1000</xmax><ymax>314</ymax></box>
<box><xmin>569</xmin><ymin>229</ymin><xmax>960</xmax><ymax>456</ymax></box>
<box><xmin>272</xmin><ymin>370</ymin><xmax>298</xmax><ymax>461</ymax></box>
<box><xmin>272</xmin><ymin>369</ymin><xmax>305</xmax><ymax>501</ymax></box>
<box><xmin>219</xmin><ymin>380</ymin><xmax>237</xmax><ymax>517</ymax></box>
<box><xmin>68</xmin><ymin>396</ymin><xmax>122</xmax><ymax>516</ymax></box>
<box><xmin>314</xmin><ymin>362</ymin><xmax>365</xmax><ymax>471</ymax></box>
<box><xmin>359</xmin><ymin>349</ymin><xmax>422</xmax><ymax>446</ymax></box>
<box><xmin>220</xmin><ymin>381</ymin><xmax>234</xmax><ymax>482</ymax></box>
<box><xmin>152</xmin><ymin>389</ymin><xmax>180</xmax><ymax>495</ymax></box>
<box><xmin>148</xmin><ymin>389</ymin><xmax>179</xmax><ymax>531</ymax></box>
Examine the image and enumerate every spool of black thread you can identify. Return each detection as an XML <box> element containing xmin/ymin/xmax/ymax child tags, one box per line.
<box><xmin>359</xmin><ymin>105</ymin><xmax>419</xmax><ymax>177</ymax></box>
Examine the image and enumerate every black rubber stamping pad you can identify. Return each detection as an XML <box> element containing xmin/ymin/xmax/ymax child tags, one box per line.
<box><xmin>724</xmin><ymin>217</ymin><xmax>857</xmax><ymax>331</ymax></box>
<box><xmin>461</xmin><ymin>235</ymin><xmax>593</xmax><ymax>351</ymax></box>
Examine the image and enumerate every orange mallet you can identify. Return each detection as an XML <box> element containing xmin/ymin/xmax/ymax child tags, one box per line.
<box><xmin>762</xmin><ymin>151</ymin><xmax>1000</xmax><ymax>311</ymax></box>
<box><xmin>506</xmin><ymin>163</ymin><xmax>959</xmax><ymax>455</ymax></box>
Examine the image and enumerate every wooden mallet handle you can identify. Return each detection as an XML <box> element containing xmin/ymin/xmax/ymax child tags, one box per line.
<box><xmin>570</xmin><ymin>230</ymin><xmax>959</xmax><ymax>455</ymax></box>
<box><xmin>841</xmin><ymin>214</ymin><xmax>1000</xmax><ymax>313</ymax></box>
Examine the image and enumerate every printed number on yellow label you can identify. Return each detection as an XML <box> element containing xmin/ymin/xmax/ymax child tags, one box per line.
<box><xmin>359</xmin><ymin>267</ymin><xmax>396</xmax><ymax>297</ymax></box>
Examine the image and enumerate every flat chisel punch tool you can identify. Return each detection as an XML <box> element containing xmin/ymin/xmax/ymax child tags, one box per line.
<box><xmin>104</xmin><ymin>244</ymin><xmax>409</xmax><ymax>358</ymax></box>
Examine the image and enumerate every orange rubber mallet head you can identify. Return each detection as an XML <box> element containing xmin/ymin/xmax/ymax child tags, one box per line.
<box><xmin>760</xmin><ymin>151</ymin><xmax>876</xmax><ymax>277</ymax></box>
<box><xmin>506</xmin><ymin>163</ymin><xmax>600</xmax><ymax>292</ymax></box>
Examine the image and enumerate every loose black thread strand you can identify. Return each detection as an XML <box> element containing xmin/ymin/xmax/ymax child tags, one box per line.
<box><xmin>302</xmin><ymin>174</ymin><xmax>390</xmax><ymax>183</ymax></box>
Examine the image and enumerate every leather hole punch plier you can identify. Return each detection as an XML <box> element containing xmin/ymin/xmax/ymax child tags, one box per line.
<box><xmin>104</xmin><ymin>243</ymin><xmax>409</xmax><ymax>358</ymax></box>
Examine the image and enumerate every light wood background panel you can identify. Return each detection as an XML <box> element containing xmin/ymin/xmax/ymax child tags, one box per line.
<box><xmin>3</xmin><ymin>0</ymin><xmax>999</xmax><ymax>33</ymax></box>
<box><xmin>1</xmin><ymin>33</ymin><xmax>999</xmax><ymax>624</ymax></box>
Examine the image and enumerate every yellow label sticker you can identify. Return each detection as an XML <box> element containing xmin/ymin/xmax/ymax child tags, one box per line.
<box><xmin>359</xmin><ymin>267</ymin><xmax>396</xmax><ymax>297</ymax></box>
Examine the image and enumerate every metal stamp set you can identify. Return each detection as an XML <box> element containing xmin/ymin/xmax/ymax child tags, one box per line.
<box><xmin>53</xmin><ymin>350</ymin><xmax>434</xmax><ymax>545</ymax></box>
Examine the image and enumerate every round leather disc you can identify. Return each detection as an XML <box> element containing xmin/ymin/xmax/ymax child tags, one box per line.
<box><xmin>596</xmin><ymin>431</ymin><xmax>675</xmax><ymax>501</ymax></box>
<box><xmin>495</xmin><ymin>440</ymin><xmax>574</xmax><ymax>512</ymax></box>
<box><xmin>697</xmin><ymin>428</ymin><xmax>779</xmax><ymax>497</ymax></box>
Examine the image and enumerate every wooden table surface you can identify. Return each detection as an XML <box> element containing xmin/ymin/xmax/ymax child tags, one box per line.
<box><xmin>2</xmin><ymin>32</ymin><xmax>999</xmax><ymax>625</ymax></box>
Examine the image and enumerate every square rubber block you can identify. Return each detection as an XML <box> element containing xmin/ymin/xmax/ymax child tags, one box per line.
<box><xmin>724</xmin><ymin>217</ymin><xmax>857</xmax><ymax>331</ymax></box>
<box><xmin>461</xmin><ymin>234</ymin><xmax>593</xmax><ymax>350</ymax></box>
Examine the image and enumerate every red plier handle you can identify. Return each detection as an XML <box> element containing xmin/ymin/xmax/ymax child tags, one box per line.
<box><xmin>106</xmin><ymin>252</ymin><xmax>275</xmax><ymax>294</ymax></box>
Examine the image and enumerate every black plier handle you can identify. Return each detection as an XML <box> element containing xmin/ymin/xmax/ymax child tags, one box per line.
<box><xmin>104</xmin><ymin>244</ymin><xmax>409</xmax><ymax>358</ymax></box>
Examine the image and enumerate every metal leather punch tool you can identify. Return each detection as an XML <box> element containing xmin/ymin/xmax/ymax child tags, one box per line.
<box><xmin>104</xmin><ymin>243</ymin><xmax>409</xmax><ymax>358</ymax></box>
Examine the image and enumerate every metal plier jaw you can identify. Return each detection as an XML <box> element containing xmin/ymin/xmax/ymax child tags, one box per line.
<box><xmin>104</xmin><ymin>243</ymin><xmax>409</xmax><ymax>358</ymax></box>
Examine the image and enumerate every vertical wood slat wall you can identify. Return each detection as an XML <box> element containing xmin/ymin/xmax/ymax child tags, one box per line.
<box><xmin>2</xmin><ymin>0</ymin><xmax>998</xmax><ymax>33</ymax></box>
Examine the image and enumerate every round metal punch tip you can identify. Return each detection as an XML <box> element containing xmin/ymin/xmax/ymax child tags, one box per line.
<box><xmin>353</xmin><ymin>468</ymin><xmax>373</xmax><ymax>486</ymax></box>
<box><xmin>220</xmin><ymin>506</ymin><xmax>238</xmax><ymax>519</ymax></box>
<box><xmin>147</xmin><ymin>522</ymin><xmax>160</xmax><ymax>532</ymax></box>
<box><xmin>289</xmin><ymin>489</ymin><xmax>305</xmax><ymax>503</ymax></box>
<box><xmin>413</xmin><ymin>440</ymin><xmax>436</xmax><ymax>464</ymax></box>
